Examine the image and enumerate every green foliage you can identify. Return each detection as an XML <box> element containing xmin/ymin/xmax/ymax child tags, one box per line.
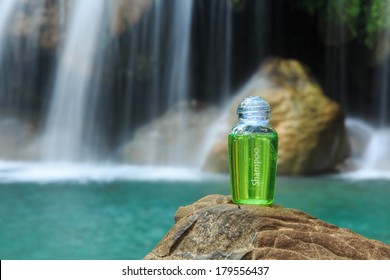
<box><xmin>292</xmin><ymin>0</ymin><xmax>324</xmax><ymax>16</ymax></box>
<box><xmin>292</xmin><ymin>0</ymin><xmax>390</xmax><ymax>48</ymax></box>
<box><xmin>363</xmin><ymin>0</ymin><xmax>390</xmax><ymax>47</ymax></box>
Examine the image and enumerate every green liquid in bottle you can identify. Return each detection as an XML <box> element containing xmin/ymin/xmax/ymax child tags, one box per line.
<box><xmin>229</xmin><ymin>131</ymin><xmax>278</xmax><ymax>205</ymax></box>
<box><xmin>228</xmin><ymin>96</ymin><xmax>278</xmax><ymax>205</ymax></box>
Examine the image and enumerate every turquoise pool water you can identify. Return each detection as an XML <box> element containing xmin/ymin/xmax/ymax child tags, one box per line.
<box><xmin>0</xmin><ymin>172</ymin><xmax>389</xmax><ymax>259</ymax></box>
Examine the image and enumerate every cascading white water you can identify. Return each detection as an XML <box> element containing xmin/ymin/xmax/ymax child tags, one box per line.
<box><xmin>42</xmin><ymin>0</ymin><xmax>106</xmax><ymax>162</ymax></box>
<box><xmin>199</xmin><ymin>0</ymin><xmax>233</xmax><ymax>102</ymax></box>
<box><xmin>377</xmin><ymin>2</ymin><xmax>390</xmax><ymax>127</ymax></box>
<box><xmin>0</xmin><ymin>0</ymin><xmax>49</xmax><ymax>160</ymax></box>
<box><xmin>166</xmin><ymin>1</ymin><xmax>193</xmax><ymax>107</ymax></box>
<box><xmin>363</xmin><ymin>129</ymin><xmax>390</xmax><ymax>171</ymax></box>
<box><xmin>120</xmin><ymin>0</ymin><xmax>194</xmax><ymax>166</ymax></box>
<box><xmin>121</xmin><ymin>0</ymin><xmax>273</xmax><ymax>168</ymax></box>
<box><xmin>0</xmin><ymin>0</ymin><xmax>15</xmax><ymax>55</ymax></box>
<box><xmin>0</xmin><ymin>0</ymin><xmax>271</xmax><ymax>169</ymax></box>
<box><xmin>0</xmin><ymin>0</ymin><xmax>385</xmax><ymax>177</ymax></box>
<box><xmin>163</xmin><ymin>0</ymin><xmax>194</xmax><ymax>165</ymax></box>
<box><xmin>40</xmin><ymin>0</ymin><xmax>195</xmax><ymax>165</ymax></box>
<box><xmin>322</xmin><ymin>0</ymin><xmax>390</xmax><ymax>177</ymax></box>
<box><xmin>0</xmin><ymin>0</ymin><xmax>17</xmax><ymax>128</ymax></box>
<box><xmin>323</xmin><ymin>0</ymin><xmax>348</xmax><ymax>107</ymax></box>
<box><xmin>343</xmin><ymin>118</ymin><xmax>390</xmax><ymax>178</ymax></box>
<box><xmin>0</xmin><ymin>0</ymin><xmax>48</xmax><ymax>113</ymax></box>
<box><xmin>346</xmin><ymin>1</ymin><xmax>390</xmax><ymax>176</ymax></box>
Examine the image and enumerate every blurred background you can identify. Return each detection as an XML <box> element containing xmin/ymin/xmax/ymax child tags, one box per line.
<box><xmin>0</xmin><ymin>0</ymin><xmax>389</xmax><ymax>259</ymax></box>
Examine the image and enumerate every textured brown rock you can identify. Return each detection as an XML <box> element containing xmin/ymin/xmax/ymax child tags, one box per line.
<box><xmin>9</xmin><ymin>0</ymin><xmax>64</xmax><ymax>49</ymax></box>
<box><xmin>204</xmin><ymin>58</ymin><xmax>350</xmax><ymax>175</ymax></box>
<box><xmin>7</xmin><ymin>0</ymin><xmax>151</xmax><ymax>49</ymax></box>
<box><xmin>145</xmin><ymin>195</ymin><xmax>390</xmax><ymax>260</ymax></box>
<box><xmin>109</xmin><ymin>0</ymin><xmax>152</xmax><ymax>35</ymax></box>
<box><xmin>121</xmin><ymin>101</ymin><xmax>219</xmax><ymax>166</ymax></box>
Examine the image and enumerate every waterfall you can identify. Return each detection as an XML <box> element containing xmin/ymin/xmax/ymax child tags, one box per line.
<box><xmin>198</xmin><ymin>0</ymin><xmax>233</xmax><ymax>102</ymax></box>
<box><xmin>119</xmin><ymin>0</ymin><xmax>194</xmax><ymax>166</ymax></box>
<box><xmin>363</xmin><ymin>129</ymin><xmax>390</xmax><ymax>171</ymax></box>
<box><xmin>0</xmin><ymin>0</ymin><xmax>17</xmax><ymax>117</ymax></box>
<box><xmin>0</xmin><ymin>0</ymin><xmax>15</xmax><ymax>55</ymax></box>
<box><xmin>0</xmin><ymin>0</ymin><xmax>46</xmax><ymax>117</ymax></box>
<box><xmin>322</xmin><ymin>1</ymin><xmax>390</xmax><ymax>176</ymax></box>
<box><xmin>0</xmin><ymin>0</ymin><xmax>48</xmax><ymax>160</ymax></box>
<box><xmin>41</xmin><ymin>0</ymin><xmax>107</xmax><ymax>162</ymax></box>
<box><xmin>353</xmin><ymin>1</ymin><xmax>390</xmax><ymax>175</ymax></box>
<box><xmin>158</xmin><ymin>0</ymin><xmax>193</xmax><ymax>165</ymax></box>
<box><xmin>343</xmin><ymin>119</ymin><xmax>390</xmax><ymax>178</ymax></box>
<box><xmin>39</xmin><ymin>0</ymin><xmax>195</xmax><ymax>164</ymax></box>
<box><xmin>377</xmin><ymin>2</ymin><xmax>390</xmax><ymax>127</ymax></box>
<box><xmin>0</xmin><ymin>0</ymin><xmax>386</xmax><ymax>176</ymax></box>
<box><xmin>323</xmin><ymin>0</ymin><xmax>348</xmax><ymax>108</ymax></box>
<box><xmin>0</xmin><ymin>0</ymin><xmax>47</xmax><ymax>116</ymax></box>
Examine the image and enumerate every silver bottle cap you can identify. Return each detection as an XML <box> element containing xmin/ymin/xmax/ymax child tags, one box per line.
<box><xmin>237</xmin><ymin>96</ymin><xmax>271</xmax><ymax>124</ymax></box>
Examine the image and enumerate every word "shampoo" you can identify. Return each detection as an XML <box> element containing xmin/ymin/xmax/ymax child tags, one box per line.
<box><xmin>228</xmin><ymin>96</ymin><xmax>278</xmax><ymax>205</ymax></box>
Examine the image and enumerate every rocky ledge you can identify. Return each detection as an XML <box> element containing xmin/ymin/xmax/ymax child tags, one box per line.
<box><xmin>145</xmin><ymin>195</ymin><xmax>390</xmax><ymax>260</ymax></box>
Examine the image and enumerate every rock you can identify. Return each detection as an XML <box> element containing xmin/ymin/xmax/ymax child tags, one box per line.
<box><xmin>109</xmin><ymin>0</ymin><xmax>152</xmax><ymax>35</ymax></box>
<box><xmin>145</xmin><ymin>194</ymin><xmax>390</xmax><ymax>260</ymax></box>
<box><xmin>120</xmin><ymin>101</ymin><xmax>219</xmax><ymax>167</ymax></box>
<box><xmin>204</xmin><ymin>58</ymin><xmax>350</xmax><ymax>175</ymax></box>
<box><xmin>0</xmin><ymin>118</ymin><xmax>39</xmax><ymax>160</ymax></box>
<box><xmin>9</xmin><ymin>0</ymin><xmax>66</xmax><ymax>49</ymax></box>
<box><xmin>7</xmin><ymin>0</ymin><xmax>151</xmax><ymax>49</ymax></box>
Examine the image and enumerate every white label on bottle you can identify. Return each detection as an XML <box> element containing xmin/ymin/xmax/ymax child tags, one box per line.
<box><xmin>252</xmin><ymin>147</ymin><xmax>260</xmax><ymax>186</ymax></box>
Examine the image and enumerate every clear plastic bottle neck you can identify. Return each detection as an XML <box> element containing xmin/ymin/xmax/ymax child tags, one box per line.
<box><xmin>237</xmin><ymin>96</ymin><xmax>271</xmax><ymax>126</ymax></box>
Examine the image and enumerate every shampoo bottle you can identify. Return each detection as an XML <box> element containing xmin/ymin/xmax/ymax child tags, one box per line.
<box><xmin>228</xmin><ymin>96</ymin><xmax>278</xmax><ymax>205</ymax></box>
